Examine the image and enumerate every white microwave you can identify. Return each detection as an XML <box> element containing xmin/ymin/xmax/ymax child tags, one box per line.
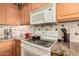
<box><xmin>30</xmin><ymin>4</ymin><xmax>56</xmax><ymax>25</ymax></box>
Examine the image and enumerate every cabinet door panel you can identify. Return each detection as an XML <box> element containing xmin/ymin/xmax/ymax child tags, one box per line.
<box><xmin>0</xmin><ymin>4</ymin><xmax>2</xmax><ymax>24</ymax></box>
<box><xmin>0</xmin><ymin>4</ymin><xmax>19</xmax><ymax>25</ymax></box>
<box><xmin>1</xmin><ymin>4</ymin><xmax>5</xmax><ymax>24</ymax></box>
<box><xmin>57</xmin><ymin>3</ymin><xmax>79</xmax><ymax>22</ymax></box>
<box><xmin>31</xmin><ymin>3</ymin><xmax>51</xmax><ymax>11</ymax></box>
<box><xmin>20</xmin><ymin>8</ymin><xmax>25</xmax><ymax>25</ymax></box>
<box><xmin>31</xmin><ymin>3</ymin><xmax>40</xmax><ymax>11</ymax></box>
<box><xmin>40</xmin><ymin>3</ymin><xmax>51</xmax><ymax>8</ymax></box>
<box><xmin>6</xmin><ymin>4</ymin><xmax>19</xmax><ymax>25</ymax></box>
<box><xmin>14</xmin><ymin>40</ymin><xmax>21</xmax><ymax>56</ymax></box>
<box><xmin>20</xmin><ymin>4</ymin><xmax>30</xmax><ymax>25</ymax></box>
<box><xmin>0</xmin><ymin>4</ymin><xmax>6</xmax><ymax>24</ymax></box>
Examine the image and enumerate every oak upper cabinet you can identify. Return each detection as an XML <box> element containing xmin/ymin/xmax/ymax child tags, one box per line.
<box><xmin>31</xmin><ymin>3</ymin><xmax>41</xmax><ymax>11</ymax></box>
<box><xmin>40</xmin><ymin>3</ymin><xmax>51</xmax><ymax>8</ymax></box>
<box><xmin>0</xmin><ymin>4</ymin><xmax>6</xmax><ymax>24</ymax></box>
<box><xmin>31</xmin><ymin>3</ymin><xmax>51</xmax><ymax>11</ymax></box>
<box><xmin>6</xmin><ymin>4</ymin><xmax>19</xmax><ymax>25</ymax></box>
<box><xmin>20</xmin><ymin>4</ymin><xmax>30</xmax><ymax>25</ymax></box>
<box><xmin>56</xmin><ymin>3</ymin><xmax>79</xmax><ymax>22</ymax></box>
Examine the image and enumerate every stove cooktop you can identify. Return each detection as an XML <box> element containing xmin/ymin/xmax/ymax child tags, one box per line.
<box><xmin>27</xmin><ymin>39</ymin><xmax>56</xmax><ymax>48</ymax></box>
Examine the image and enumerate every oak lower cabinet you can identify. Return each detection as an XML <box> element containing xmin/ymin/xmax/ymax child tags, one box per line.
<box><xmin>15</xmin><ymin>40</ymin><xmax>21</xmax><ymax>56</ymax></box>
<box><xmin>56</xmin><ymin>3</ymin><xmax>79</xmax><ymax>22</ymax></box>
<box><xmin>0</xmin><ymin>40</ymin><xmax>21</xmax><ymax>56</ymax></box>
<box><xmin>0</xmin><ymin>40</ymin><xmax>14</xmax><ymax>56</ymax></box>
<box><xmin>0</xmin><ymin>49</ymin><xmax>13</xmax><ymax>56</ymax></box>
<box><xmin>13</xmin><ymin>40</ymin><xmax>21</xmax><ymax>56</ymax></box>
<box><xmin>20</xmin><ymin>4</ymin><xmax>30</xmax><ymax>25</ymax></box>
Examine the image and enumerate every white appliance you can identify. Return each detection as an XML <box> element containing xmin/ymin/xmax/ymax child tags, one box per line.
<box><xmin>21</xmin><ymin>30</ymin><xmax>58</xmax><ymax>56</ymax></box>
<box><xmin>30</xmin><ymin>4</ymin><xmax>56</xmax><ymax>25</ymax></box>
<box><xmin>21</xmin><ymin>40</ymin><xmax>52</xmax><ymax>56</ymax></box>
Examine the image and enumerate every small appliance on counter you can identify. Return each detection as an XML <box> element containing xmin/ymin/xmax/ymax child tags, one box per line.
<box><xmin>61</xmin><ymin>27</ymin><xmax>70</xmax><ymax>42</ymax></box>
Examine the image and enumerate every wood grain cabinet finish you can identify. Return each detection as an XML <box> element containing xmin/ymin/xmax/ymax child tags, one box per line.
<box><xmin>11</xmin><ymin>40</ymin><xmax>21</xmax><ymax>56</ymax></box>
<box><xmin>0</xmin><ymin>40</ymin><xmax>14</xmax><ymax>56</ymax></box>
<box><xmin>0</xmin><ymin>4</ymin><xmax>19</xmax><ymax>25</ymax></box>
<box><xmin>20</xmin><ymin>4</ymin><xmax>30</xmax><ymax>25</ymax></box>
<box><xmin>0</xmin><ymin>4</ymin><xmax>6</xmax><ymax>24</ymax></box>
<box><xmin>56</xmin><ymin>3</ymin><xmax>79</xmax><ymax>22</ymax></box>
<box><xmin>13</xmin><ymin>40</ymin><xmax>21</xmax><ymax>56</ymax></box>
<box><xmin>40</xmin><ymin>3</ymin><xmax>51</xmax><ymax>8</ymax></box>
<box><xmin>31</xmin><ymin>3</ymin><xmax>41</xmax><ymax>11</ymax></box>
<box><xmin>6</xmin><ymin>4</ymin><xmax>19</xmax><ymax>25</ymax></box>
<box><xmin>31</xmin><ymin>3</ymin><xmax>51</xmax><ymax>11</ymax></box>
<box><xmin>0</xmin><ymin>40</ymin><xmax>21</xmax><ymax>56</ymax></box>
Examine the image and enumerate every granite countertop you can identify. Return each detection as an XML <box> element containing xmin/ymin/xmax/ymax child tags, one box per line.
<box><xmin>51</xmin><ymin>41</ymin><xmax>79</xmax><ymax>56</ymax></box>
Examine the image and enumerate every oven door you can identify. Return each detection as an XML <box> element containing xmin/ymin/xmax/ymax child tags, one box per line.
<box><xmin>21</xmin><ymin>46</ymin><xmax>39</xmax><ymax>56</ymax></box>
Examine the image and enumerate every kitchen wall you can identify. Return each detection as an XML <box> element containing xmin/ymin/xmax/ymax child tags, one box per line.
<box><xmin>30</xmin><ymin>24</ymin><xmax>58</xmax><ymax>41</ymax></box>
<box><xmin>58</xmin><ymin>21</ymin><xmax>79</xmax><ymax>42</ymax></box>
<box><xmin>10</xmin><ymin>25</ymin><xmax>31</xmax><ymax>38</ymax></box>
<box><xmin>18</xmin><ymin>25</ymin><xmax>31</xmax><ymax>38</ymax></box>
<box><xmin>30</xmin><ymin>21</ymin><xmax>79</xmax><ymax>42</ymax></box>
<box><xmin>0</xmin><ymin>25</ymin><xmax>30</xmax><ymax>40</ymax></box>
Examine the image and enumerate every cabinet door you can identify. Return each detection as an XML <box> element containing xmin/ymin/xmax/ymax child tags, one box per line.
<box><xmin>0</xmin><ymin>4</ymin><xmax>6</xmax><ymax>24</ymax></box>
<box><xmin>20</xmin><ymin>4</ymin><xmax>30</xmax><ymax>25</ymax></box>
<box><xmin>6</xmin><ymin>4</ymin><xmax>19</xmax><ymax>25</ymax></box>
<box><xmin>31</xmin><ymin>3</ymin><xmax>41</xmax><ymax>11</ymax></box>
<box><xmin>31</xmin><ymin>3</ymin><xmax>51</xmax><ymax>11</ymax></box>
<box><xmin>0</xmin><ymin>40</ymin><xmax>13</xmax><ymax>56</ymax></box>
<box><xmin>40</xmin><ymin>3</ymin><xmax>51</xmax><ymax>8</ymax></box>
<box><xmin>11</xmin><ymin>40</ymin><xmax>21</xmax><ymax>56</ymax></box>
<box><xmin>56</xmin><ymin>3</ymin><xmax>79</xmax><ymax>22</ymax></box>
<box><xmin>15</xmin><ymin>40</ymin><xmax>21</xmax><ymax>56</ymax></box>
<box><xmin>0</xmin><ymin>4</ymin><xmax>2</xmax><ymax>24</ymax></box>
<box><xmin>0</xmin><ymin>49</ymin><xmax>13</xmax><ymax>56</ymax></box>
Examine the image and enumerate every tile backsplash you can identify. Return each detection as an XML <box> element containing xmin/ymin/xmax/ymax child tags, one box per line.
<box><xmin>0</xmin><ymin>25</ymin><xmax>31</xmax><ymax>39</ymax></box>
<box><xmin>30</xmin><ymin>21</ymin><xmax>79</xmax><ymax>42</ymax></box>
<box><xmin>0</xmin><ymin>21</ymin><xmax>79</xmax><ymax>42</ymax></box>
